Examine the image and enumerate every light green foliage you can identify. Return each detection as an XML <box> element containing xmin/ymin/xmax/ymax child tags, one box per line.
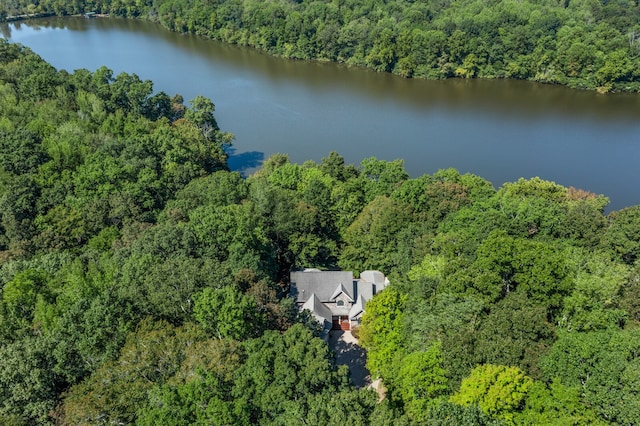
<box><xmin>499</xmin><ymin>177</ymin><xmax>567</xmax><ymax>202</ymax></box>
<box><xmin>424</xmin><ymin>400</ymin><xmax>503</xmax><ymax>425</ymax></box>
<box><xmin>360</xmin><ymin>157</ymin><xmax>409</xmax><ymax>201</ymax></box>
<box><xmin>514</xmin><ymin>380</ymin><xmax>605</xmax><ymax>425</ymax></box>
<box><xmin>395</xmin><ymin>342</ymin><xmax>449</xmax><ymax>421</ymax></box>
<box><xmin>451</xmin><ymin>364</ymin><xmax>534</xmax><ymax>424</ymax></box>
<box><xmin>359</xmin><ymin>286</ymin><xmax>407</xmax><ymax>380</ymax></box>
<box><xmin>560</xmin><ymin>251</ymin><xmax>629</xmax><ymax>331</ymax></box>
<box><xmin>408</xmin><ymin>254</ymin><xmax>447</xmax><ymax>282</ymax></box>
<box><xmin>1</xmin><ymin>269</ymin><xmax>54</xmax><ymax>337</ymax></box>
<box><xmin>267</xmin><ymin>162</ymin><xmax>304</xmax><ymax>191</ymax></box>
<box><xmin>494</xmin><ymin>178</ymin><xmax>570</xmax><ymax>238</ymax></box>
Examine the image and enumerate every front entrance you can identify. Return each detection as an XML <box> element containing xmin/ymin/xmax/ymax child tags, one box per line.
<box><xmin>332</xmin><ymin>316</ymin><xmax>350</xmax><ymax>330</ymax></box>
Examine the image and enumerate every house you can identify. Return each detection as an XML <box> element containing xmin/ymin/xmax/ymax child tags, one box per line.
<box><xmin>290</xmin><ymin>269</ymin><xmax>389</xmax><ymax>338</ymax></box>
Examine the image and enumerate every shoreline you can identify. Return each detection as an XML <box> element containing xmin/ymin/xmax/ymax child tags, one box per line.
<box><xmin>2</xmin><ymin>13</ymin><xmax>638</xmax><ymax>95</ymax></box>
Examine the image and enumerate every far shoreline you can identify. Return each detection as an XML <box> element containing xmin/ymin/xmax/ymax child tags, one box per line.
<box><xmin>2</xmin><ymin>12</ymin><xmax>638</xmax><ymax>95</ymax></box>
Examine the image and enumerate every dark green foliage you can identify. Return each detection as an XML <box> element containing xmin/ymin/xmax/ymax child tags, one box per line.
<box><xmin>194</xmin><ymin>285</ymin><xmax>264</xmax><ymax>339</ymax></box>
<box><xmin>541</xmin><ymin>329</ymin><xmax>640</xmax><ymax>425</ymax></box>
<box><xmin>60</xmin><ymin>319</ymin><xmax>208</xmax><ymax>425</ymax></box>
<box><xmin>0</xmin><ymin>336</ymin><xmax>62</xmax><ymax>424</ymax></box>
<box><xmin>7</xmin><ymin>0</ymin><xmax>640</xmax><ymax>91</ymax></box>
<box><xmin>231</xmin><ymin>324</ymin><xmax>350</xmax><ymax>423</ymax></box>
<box><xmin>1</xmin><ymin>42</ymin><xmax>639</xmax><ymax>425</ymax></box>
<box><xmin>604</xmin><ymin>206</ymin><xmax>640</xmax><ymax>264</ymax></box>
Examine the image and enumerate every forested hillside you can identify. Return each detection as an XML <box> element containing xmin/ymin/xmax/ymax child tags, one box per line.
<box><xmin>2</xmin><ymin>0</ymin><xmax>640</xmax><ymax>91</ymax></box>
<box><xmin>1</xmin><ymin>41</ymin><xmax>640</xmax><ymax>424</ymax></box>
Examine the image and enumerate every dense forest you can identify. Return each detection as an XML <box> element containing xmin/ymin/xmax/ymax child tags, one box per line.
<box><xmin>1</xmin><ymin>40</ymin><xmax>640</xmax><ymax>425</ymax></box>
<box><xmin>2</xmin><ymin>0</ymin><xmax>640</xmax><ymax>91</ymax></box>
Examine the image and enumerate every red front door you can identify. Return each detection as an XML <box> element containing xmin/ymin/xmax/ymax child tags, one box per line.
<box><xmin>332</xmin><ymin>316</ymin><xmax>351</xmax><ymax>330</ymax></box>
<box><xmin>340</xmin><ymin>315</ymin><xmax>350</xmax><ymax>330</ymax></box>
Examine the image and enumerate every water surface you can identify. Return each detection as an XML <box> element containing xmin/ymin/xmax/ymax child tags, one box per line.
<box><xmin>3</xmin><ymin>17</ymin><xmax>640</xmax><ymax>210</ymax></box>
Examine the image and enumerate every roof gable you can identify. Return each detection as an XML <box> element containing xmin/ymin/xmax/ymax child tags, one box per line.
<box><xmin>349</xmin><ymin>294</ymin><xmax>367</xmax><ymax>320</ymax></box>
<box><xmin>330</xmin><ymin>282</ymin><xmax>354</xmax><ymax>302</ymax></box>
<box><xmin>301</xmin><ymin>293</ymin><xmax>333</xmax><ymax>324</ymax></box>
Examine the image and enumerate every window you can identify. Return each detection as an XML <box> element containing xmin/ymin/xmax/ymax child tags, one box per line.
<box><xmin>337</xmin><ymin>300</ymin><xmax>344</xmax><ymax>307</ymax></box>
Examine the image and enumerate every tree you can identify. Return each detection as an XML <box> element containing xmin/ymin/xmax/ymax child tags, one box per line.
<box><xmin>360</xmin><ymin>157</ymin><xmax>408</xmax><ymax>201</ymax></box>
<box><xmin>135</xmin><ymin>339</ymin><xmax>246</xmax><ymax>426</ymax></box>
<box><xmin>231</xmin><ymin>324</ymin><xmax>349</xmax><ymax>423</ymax></box>
<box><xmin>193</xmin><ymin>285</ymin><xmax>264</xmax><ymax>340</ymax></box>
<box><xmin>319</xmin><ymin>151</ymin><xmax>359</xmax><ymax>182</ymax></box>
<box><xmin>359</xmin><ymin>286</ymin><xmax>407</xmax><ymax>380</ymax></box>
<box><xmin>184</xmin><ymin>95</ymin><xmax>220</xmax><ymax>141</ymax></box>
<box><xmin>560</xmin><ymin>251</ymin><xmax>629</xmax><ymax>331</ymax></box>
<box><xmin>473</xmin><ymin>292</ymin><xmax>555</xmax><ymax>379</ymax></box>
<box><xmin>604</xmin><ymin>206</ymin><xmax>640</xmax><ymax>264</ymax></box>
<box><xmin>1</xmin><ymin>269</ymin><xmax>53</xmax><ymax>338</ymax></box>
<box><xmin>274</xmin><ymin>389</ymin><xmax>378</xmax><ymax>426</ymax></box>
<box><xmin>61</xmin><ymin>319</ymin><xmax>208</xmax><ymax>425</ymax></box>
<box><xmin>423</xmin><ymin>401</ymin><xmax>503</xmax><ymax>426</ymax></box>
<box><xmin>541</xmin><ymin>329</ymin><xmax>640</xmax><ymax>424</ymax></box>
<box><xmin>339</xmin><ymin>196</ymin><xmax>414</xmax><ymax>274</ymax></box>
<box><xmin>620</xmin><ymin>262</ymin><xmax>640</xmax><ymax>324</ymax></box>
<box><xmin>514</xmin><ymin>380</ymin><xmax>605</xmax><ymax>425</ymax></box>
<box><xmin>395</xmin><ymin>342</ymin><xmax>449</xmax><ymax>421</ymax></box>
<box><xmin>0</xmin><ymin>336</ymin><xmax>61</xmax><ymax>424</ymax></box>
<box><xmin>119</xmin><ymin>252</ymin><xmax>226</xmax><ymax>323</ymax></box>
<box><xmin>451</xmin><ymin>364</ymin><xmax>534</xmax><ymax>424</ymax></box>
<box><xmin>0</xmin><ymin>129</ymin><xmax>48</xmax><ymax>175</ymax></box>
<box><xmin>472</xmin><ymin>231</ymin><xmax>571</xmax><ymax>313</ymax></box>
<box><xmin>596</xmin><ymin>49</ymin><xmax>634</xmax><ymax>87</ymax></box>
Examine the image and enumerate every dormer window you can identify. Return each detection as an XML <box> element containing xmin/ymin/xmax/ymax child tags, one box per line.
<box><xmin>337</xmin><ymin>300</ymin><xmax>344</xmax><ymax>307</ymax></box>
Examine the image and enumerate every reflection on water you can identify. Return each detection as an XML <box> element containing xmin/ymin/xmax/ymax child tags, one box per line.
<box><xmin>5</xmin><ymin>17</ymin><xmax>639</xmax><ymax>121</ymax></box>
<box><xmin>3</xmin><ymin>17</ymin><xmax>640</xmax><ymax>210</ymax></box>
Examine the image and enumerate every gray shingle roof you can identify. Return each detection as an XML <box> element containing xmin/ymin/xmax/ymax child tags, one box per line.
<box><xmin>290</xmin><ymin>270</ymin><xmax>354</xmax><ymax>303</ymax></box>
<box><xmin>291</xmin><ymin>269</ymin><xmax>389</xmax><ymax>326</ymax></box>
<box><xmin>330</xmin><ymin>282</ymin><xmax>354</xmax><ymax>302</ymax></box>
<box><xmin>301</xmin><ymin>293</ymin><xmax>333</xmax><ymax>324</ymax></box>
<box><xmin>360</xmin><ymin>270</ymin><xmax>386</xmax><ymax>285</ymax></box>
<box><xmin>349</xmin><ymin>294</ymin><xmax>366</xmax><ymax>320</ymax></box>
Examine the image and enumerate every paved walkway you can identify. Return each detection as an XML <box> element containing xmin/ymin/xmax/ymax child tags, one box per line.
<box><xmin>328</xmin><ymin>330</ymin><xmax>372</xmax><ymax>388</ymax></box>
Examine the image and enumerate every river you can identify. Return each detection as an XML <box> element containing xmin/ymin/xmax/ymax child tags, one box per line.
<box><xmin>2</xmin><ymin>17</ymin><xmax>640</xmax><ymax>210</ymax></box>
